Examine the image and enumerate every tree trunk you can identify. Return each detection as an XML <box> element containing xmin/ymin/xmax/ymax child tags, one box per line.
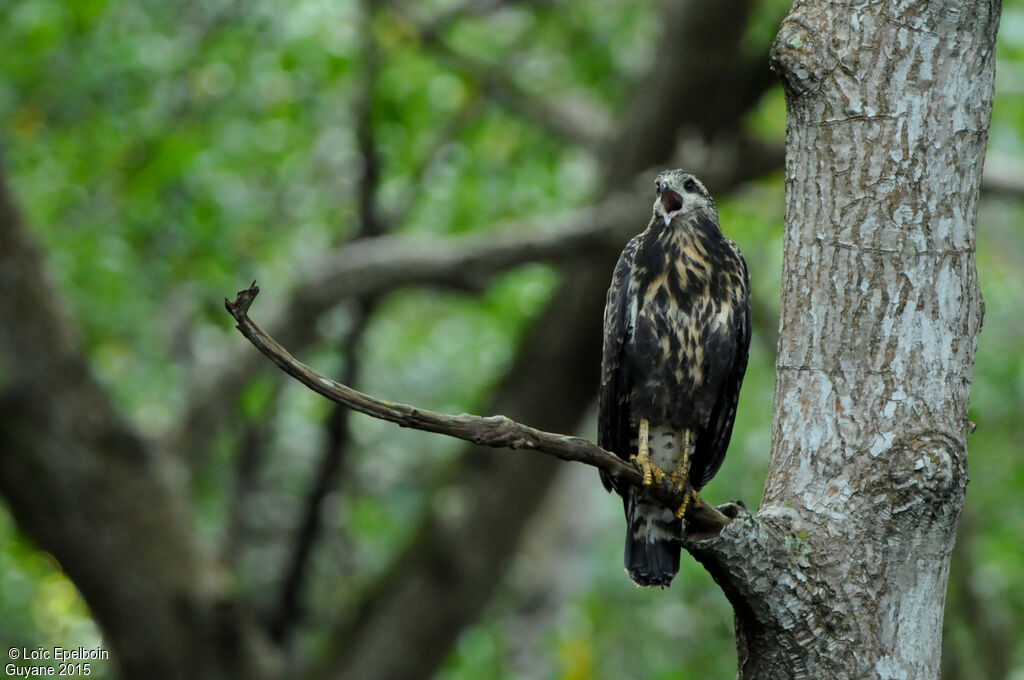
<box><xmin>687</xmin><ymin>1</ymin><xmax>999</xmax><ymax>678</ymax></box>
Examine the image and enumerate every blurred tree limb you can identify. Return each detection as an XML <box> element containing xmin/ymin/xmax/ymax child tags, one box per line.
<box><xmin>388</xmin><ymin>0</ymin><xmax>614</xmax><ymax>146</ymax></box>
<box><xmin>269</xmin><ymin>2</ymin><xmax>386</xmax><ymax>642</ymax></box>
<box><xmin>982</xmin><ymin>154</ymin><xmax>1024</xmax><ymax>200</ymax></box>
<box><xmin>0</xmin><ymin>169</ymin><xmax>276</xmax><ymax>679</ymax></box>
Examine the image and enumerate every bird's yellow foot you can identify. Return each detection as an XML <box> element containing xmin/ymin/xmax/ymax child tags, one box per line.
<box><xmin>631</xmin><ymin>454</ymin><xmax>668</xmax><ymax>486</ymax></box>
<box><xmin>630</xmin><ymin>453</ymin><xmax>653</xmax><ymax>486</ymax></box>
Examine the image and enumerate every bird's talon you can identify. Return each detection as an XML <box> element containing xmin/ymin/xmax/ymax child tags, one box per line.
<box><xmin>675</xmin><ymin>489</ymin><xmax>700</xmax><ymax>519</ymax></box>
<box><xmin>640</xmin><ymin>460</ymin><xmax>654</xmax><ymax>486</ymax></box>
<box><xmin>630</xmin><ymin>454</ymin><xmax>654</xmax><ymax>486</ymax></box>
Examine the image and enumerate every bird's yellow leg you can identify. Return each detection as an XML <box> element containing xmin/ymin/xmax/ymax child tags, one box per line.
<box><xmin>631</xmin><ymin>418</ymin><xmax>654</xmax><ymax>486</ymax></box>
<box><xmin>671</xmin><ymin>430</ymin><xmax>696</xmax><ymax>518</ymax></box>
<box><xmin>669</xmin><ymin>429</ymin><xmax>691</xmax><ymax>487</ymax></box>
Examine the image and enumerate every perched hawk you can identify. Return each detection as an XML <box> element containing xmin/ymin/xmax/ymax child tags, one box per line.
<box><xmin>598</xmin><ymin>170</ymin><xmax>751</xmax><ymax>588</ymax></box>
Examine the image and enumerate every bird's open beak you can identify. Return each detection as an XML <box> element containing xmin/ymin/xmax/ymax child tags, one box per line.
<box><xmin>661</xmin><ymin>188</ymin><xmax>683</xmax><ymax>226</ymax></box>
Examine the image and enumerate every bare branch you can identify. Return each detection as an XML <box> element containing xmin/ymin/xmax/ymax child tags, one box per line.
<box><xmin>600</xmin><ymin>0</ymin><xmax>760</xmax><ymax>187</ymax></box>
<box><xmin>226</xmin><ymin>282</ymin><xmax>621</xmax><ymax>466</ymax></box>
<box><xmin>266</xmin><ymin>301</ymin><xmax>370</xmax><ymax>645</ymax></box>
<box><xmin>398</xmin><ymin>0</ymin><xmax>535</xmax><ymax>42</ymax></box>
<box><xmin>354</xmin><ymin>0</ymin><xmax>385</xmax><ymax>239</ymax></box>
<box><xmin>427</xmin><ymin>41</ymin><xmax>612</xmax><ymax>145</ymax></box>
<box><xmin>268</xmin><ymin>1</ymin><xmax>389</xmax><ymax>643</ymax></box>
<box><xmin>389</xmin><ymin>1</ymin><xmax>612</xmax><ymax>146</ymax></box>
<box><xmin>222</xmin><ymin>406</ymin><xmax>275</xmax><ymax>567</ymax></box>
<box><xmin>224</xmin><ymin>284</ymin><xmax>731</xmax><ymax>532</ymax></box>
<box><xmin>382</xmin><ymin>97</ymin><xmax>486</xmax><ymax>228</ymax></box>
<box><xmin>163</xmin><ymin>195</ymin><xmax>640</xmax><ymax>464</ymax></box>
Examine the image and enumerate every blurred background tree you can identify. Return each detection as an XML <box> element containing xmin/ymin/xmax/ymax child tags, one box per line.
<box><xmin>0</xmin><ymin>0</ymin><xmax>1021</xmax><ymax>678</ymax></box>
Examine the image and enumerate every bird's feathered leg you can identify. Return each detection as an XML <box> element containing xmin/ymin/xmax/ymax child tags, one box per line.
<box><xmin>632</xmin><ymin>418</ymin><xmax>665</xmax><ymax>486</ymax></box>
<box><xmin>670</xmin><ymin>429</ymin><xmax>697</xmax><ymax>518</ymax></box>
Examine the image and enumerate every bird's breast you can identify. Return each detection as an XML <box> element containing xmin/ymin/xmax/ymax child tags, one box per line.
<box><xmin>626</xmin><ymin>245</ymin><xmax>738</xmax><ymax>426</ymax></box>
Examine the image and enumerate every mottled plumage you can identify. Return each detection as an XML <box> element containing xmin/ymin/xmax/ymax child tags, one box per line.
<box><xmin>598</xmin><ymin>170</ymin><xmax>751</xmax><ymax>587</ymax></box>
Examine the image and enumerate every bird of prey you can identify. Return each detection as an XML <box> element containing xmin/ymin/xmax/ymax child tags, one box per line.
<box><xmin>598</xmin><ymin>169</ymin><xmax>751</xmax><ymax>588</ymax></box>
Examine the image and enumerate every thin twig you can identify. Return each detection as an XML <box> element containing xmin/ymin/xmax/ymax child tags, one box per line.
<box><xmin>270</xmin><ymin>6</ymin><xmax>389</xmax><ymax>639</ymax></box>
<box><xmin>267</xmin><ymin>300</ymin><xmax>371</xmax><ymax>644</ymax></box>
<box><xmin>222</xmin><ymin>403</ymin><xmax>275</xmax><ymax>568</ymax></box>
<box><xmin>163</xmin><ymin>196</ymin><xmax>639</xmax><ymax>467</ymax></box>
<box><xmin>389</xmin><ymin>0</ymin><xmax>610</xmax><ymax>147</ymax></box>
<box><xmin>381</xmin><ymin>96</ymin><xmax>485</xmax><ymax>229</ymax></box>
<box><xmin>270</xmin><ymin>5</ymin><xmax>386</xmax><ymax>639</ymax></box>
<box><xmin>289</xmin><ymin>195</ymin><xmax>639</xmax><ymax>310</ymax></box>
<box><xmin>225</xmin><ymin>283</ymin><xmax>731</xmax><ymax>533</ymax></box>
<box><xmin>982</xmin><ymin>155</ymin><xmax>1024</xmax><ymax>200</ymax></box>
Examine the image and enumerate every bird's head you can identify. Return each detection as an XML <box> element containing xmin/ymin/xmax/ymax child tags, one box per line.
<box><xmin>652</xmin><ymin>170</ymin><xmax>715</xmax><ymax>227</ymax></box>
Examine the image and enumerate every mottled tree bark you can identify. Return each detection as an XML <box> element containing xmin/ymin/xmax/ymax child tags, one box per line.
<box><xmin>687</xmin><ymin>1</ymin><xmax>999</xmax><ymax>678</ymax></box>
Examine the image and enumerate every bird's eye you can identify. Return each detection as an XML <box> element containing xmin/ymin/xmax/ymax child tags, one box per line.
<box><xmin>683</xmin><ymin>178</ymin><xmax>697</xmax><ymax>192</ymax></box>
<box><xmin>655</xmin><ymin>181</ymin><xmax>662</xmax><ymax>194</ymax></box>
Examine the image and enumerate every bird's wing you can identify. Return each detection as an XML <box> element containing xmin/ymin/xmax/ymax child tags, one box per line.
<box><xmin>598</xmin><ymin>235</ymin><xmax>641</xmax><ymax>494</ymax></box>
<box><xmin>692</xmin><ymin>253</ymin><xmax>752</xmax><ymax>489</ymax></box>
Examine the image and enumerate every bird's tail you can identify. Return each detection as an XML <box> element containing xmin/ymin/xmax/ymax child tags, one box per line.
<box><xmin>623</xmin><ymin>487</ymin><xmax>682</xmax><ymax>587</ymax></box>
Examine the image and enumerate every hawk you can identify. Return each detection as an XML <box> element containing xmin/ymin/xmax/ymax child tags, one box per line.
<box><xmin>598</xmin><ymin>170</ymin><xmax>751</xmax><ymax>587</ymax></box>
